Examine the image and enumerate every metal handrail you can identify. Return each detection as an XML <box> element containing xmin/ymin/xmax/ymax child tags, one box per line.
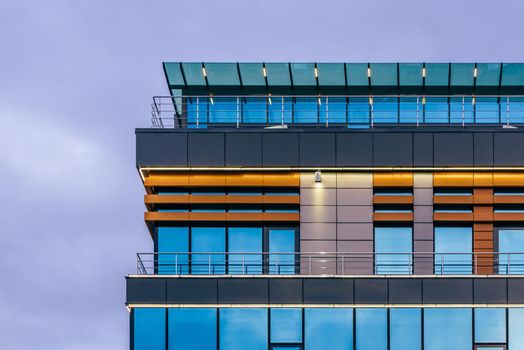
<box><xmin>150</xmin><ymin>94</ymin><xmax>524</xmax><ymax>129</ymax></box>
<box><xmin>135</xmin><ymin>251</ymin><xmax>524</xmax><ymax>275</ymax></box>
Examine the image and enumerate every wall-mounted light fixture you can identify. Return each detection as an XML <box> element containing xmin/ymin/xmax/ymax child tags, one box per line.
<box><xmin>315</xmin><ymin>170</ymin><xmax>322</xmax><ymax>183</ymax></box>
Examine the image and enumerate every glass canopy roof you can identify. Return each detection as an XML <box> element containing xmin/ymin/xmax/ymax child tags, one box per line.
<box><xmin>163</xmin><ymin>62</ymin><xmax>524</xmax><ymax>95</ymax></box>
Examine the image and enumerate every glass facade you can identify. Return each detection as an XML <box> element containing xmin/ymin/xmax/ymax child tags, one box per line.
<box><xmin>374</xmin><ymin>227</ymin><xmax>412</xmax><ymax>274</ymax></box>
<box><xmin>434</xmin><ymin>227</ymin><xmax>472</xmax><ymax>274</ymax></box>
<box><xmin>133</xmin><ymin>307</ymin><xmax>522</xmax><ymax>350</ymax></box>
<box><xmin>498</xmin><ymin>229</ymin><xmax>524</xmax><ymax>274</ymax></box>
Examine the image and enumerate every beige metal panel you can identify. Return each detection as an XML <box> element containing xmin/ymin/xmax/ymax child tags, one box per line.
<box><xmin>336</xmin><ymin>240</ymin><xmax>373</xmax><ymax>274</ymax></box>
<box><xmin>337</xmin><ymin>223</ymin><xmax>374</xmax><ymax>240</ymax></box>
<box><xmin>414</xmin><ymin>206</ymin><xmax>434</xmax><ymax>223</ymax></box>
<box><xmin>300</xmin><ymin>240</ymin><xmax>337</xmax><ymax>253</ymax></box>
<box><xmin>300</xmin><ymin>223</ymin><xmax>337</xmax><ymax>240</ymax></box>
<box><xmin>413</xmin><ymin>173</ymin><xmax>433</xmax><ymax>188</ymax></box>
<box><xmin>337</xmin><ymin>188</ymin><xmax>373</xmax><ymax>205</ymax></box>
<box><xmin>414</xmin><ymin>223</ymin><xmax>434</xmax><ymax>241</ymax></box>
<box><xmin>414</xmin><ymin>188</ymin><xmax>434</xmax><ymax>205</ymax></box>
<box><xmin>300</xmin><ymin>205</ymin><xmax>337</xmax><ymax>223</ymax></box>
<box><xmin>300</xmin><ymin>172</ymin><xmax>337</xmax><ymax>188</ymax></box>
<box><xmin>337</xmin><ymin>173</ymin><xmax>373</xmax><ymax>188</ymax></box>
<box><xmin>337</xmin><ymin>206</ymin><xmax>373</xmax><ymax>223</ymax></box>
<box><xmin>300</xmin><ymin>188</ymin><xmax>337</xmax><ymax>206</ymax></box>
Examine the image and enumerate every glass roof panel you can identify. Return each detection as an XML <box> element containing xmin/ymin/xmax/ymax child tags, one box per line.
<box><xmin>501</xmin><ymin>64</ymin><xmax>524</xmax><ymax>86</ymax></box>
<box><xmin>204</xmin><ymin>63</ymin><xmax>240</xmax><ymax>86</ymax></box>
<box><xmin>425</xmin><ymin>63</ymin><xmax>449</xmax><ymax>86</ymax></box>
<box><xmin>164</xmin><ymin>63</ymin><xmax>185</xmax><ymax>86</ymax></box>
<box><xmin>265</xmin><ymin>63</ymin><xmax>291</xmax><ymax>86</ymax></box>
<box><xmin>291</xmin><ymin>63</ymin><xmax>316</xmax><ymax>86</ymax></box>
<box><xmin>450</xmin><ymin>63</ymin><xmax>475</xmax><ymax>86</ymax></box>
<box><xmin>181</xmin><ymin>63</ymin><xmax>206</xmax><ymax>86</ymax></box>
<box><xmin>238</xmin><ymin>63</ymin><xmax>266</xmax><ymax>86</ymax></box>
<box><xmin>370</xmin><ymin>63</ymin><xmax>397</xmax><ymax>86</ymax></box>
<box><xmin>346</xmin><ymin>63</ymin><xmax>369</xmax><ymax>86</ymax></box>
<box><xmin>316</xmin><ymin>63</ymin><xmax>345</xmax><ymax>86</ymax></box>
<box><xmin>476</xmin><ymin>63</ymin><xmax>501</xmax><ymax>86</ymax></box>
<box><xmin>399</xmin><ymin>63</ymin><xmax>423</xmax><ymax>86</ymax></box>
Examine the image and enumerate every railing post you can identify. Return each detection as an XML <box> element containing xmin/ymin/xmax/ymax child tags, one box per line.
<box><xmin>196</xmin><ymin>97</ymin><xmax>200</xmax><ymax>128</ymax></box>
<box><xmin>236</xmin><ymin>96</ymin><xmax>240</xmax><ymax>128</ymax></box>
<box><xmin>370</xmin><ymin>96</ymin><xmax>374</xmax><ymax>128</ymax></box>
<box><xmin>281</xmin><ymin>96</ymin><xmax>285</xmax><ymax>126</ymax></box>
<box><xmin>462</xmin><ymin>96</ymin><xmax>465</xmax><ymax>128</ymax></box>
<box><xmin>416</xmin><ymin>96</ymin><xmax>420</xmax><ymax>128</ymax></box>
<box><xmin>507</xmin><ymin>96</ymin><xmax>510</xmax><ymax>126</ymax></box>
<box><xmin>341</xmin><ymin>255</ymin><xmax>345</xmax><ymax>275</ymax></box>
<box><xmin>474</xmin><ymin>253</ymin><xmax>477</xmax><ymax>274</ymax></box>
<box><xmin>308</xmin><ymin>256</ymin><xmax>312</xmax><ymax>275</ymax></box>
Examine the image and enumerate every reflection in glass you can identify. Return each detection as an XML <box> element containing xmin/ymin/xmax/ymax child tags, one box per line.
<box><xmin>509</xmin><ymin>308</ymin><xmax>524</xmax><ymax>349</ymax></box>
<box><xmin>269</xmin><ymin>229</ymin><xmax>296</xmax><ymax>274</ymax></box>
<box><xmin>268</xmin><ymin>97</ymin><xmax>293</xmax><ymax>125</ymax></box>
<box><xmin>425</xmin><ymin>97</ymin><xmax>448</xmax><ymax>123</ymax></box>
<box><xmin>425</xmin><ymin>308</ymin><xmax>472</xmax><ymax>350</ymax></box>
<box><xmin>228</xmin><ymin>227</ymin><xmax>262</xmax><ymax>274</ymax></box>
<box><xmin>399</xmin><ymin>97</ymin><xmax>419</xmax><ymax>123</ymax></box>
<box><xmin>305</xmin><ymin>308</ymin><xmax>353</xmax><ymax>350</ymax></box>
<box><xmin>134</xmin><ymin>308</ymin><xmax>166</xmax><ymax>350</ymax></box>
<box><xmin>270</xmin><ymin>308</ymin><xmax>302</xmax><ymax>343</ymax></box>
<box><xmin>434</xmin><ymin>227</ymin><xmax>472</xmax><ymax>274</ymax></box>
<box><xmin>476</xmin><ymin>97</ymin><xmax>499</xmax><ymax>123</ymax></box>
<box><xmin>168</xmin><ymin>308</ymin><xmax>216</xmax><ymax>350</ymax></box>
<box><xmin>191</xmin><ymin>227</ymin><xmax>226</xmax><ymax>274</ymax></box>
<box><xmin>450</xmin><ymin>97</ymin><xmax>474</xmax><ymax>124</ymax></box>
<box><xmin>220</xmin><ymin>308</ymin><xmax>267</xmax><ymax>350</ymax></box>
<box><xmin>294</xmin><ymin>97</ymin><xmax>318</xmax><ymax>123</ymax></box>
<box><xmin>375</xmin><ymin>227</ymin><xmax>412</xmax><ymax>274</ymax></box>
<box><xmin>209</xmin><ymin>97</ymin><xmax>237</xmax><ymax>124</ymax></box>
<box><xmin>186</xmin><ymin>97</ymin><xmax>209</xmax><ymax>127</ymax></box>
<box><xmin>390</xmin><ymin>308</ymin><xmax>421</xmax><ymax>350</ymax></box>
<box><xmin>348</xmin><ymin>97</ymin><xmax>369</xmax><ymax>125</ymax></box>
<box><xmin>474</xmin><ymin>308</ymin><xmax>506</xmax><ymax>343</ymax></box>
<box><xmin>157</xmin><ymin>227</ymin><xmax>189</xmax><ymax>274</ymax></box>
<box><xmin>498</xmin><ymin>229</ymin><xmax>524</xmax><ymax>274</ymax></box>
<box><xmin>356</xmin><ymin>308</ymin><xmax>387</xmax><ymax>350</ymax></box>
<box><xmin>373</xmin><ymin>97</ymin><xmax>398</xmax><ymax>123</ymax></box>
<box><xmin>320</xmin><ymin>97</ymin><xmax>346</xmax><ymax>124</ymax></box>
<box><xmin>243</xmin><ymin>97</ymin><xmax>267</xmax><ymax>124</ymax></box>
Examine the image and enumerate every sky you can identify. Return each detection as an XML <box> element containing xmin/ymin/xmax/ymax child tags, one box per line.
<box><xmin>0</xmin><ymin>0</ymin><xmax>523</xmax><ymax>348</ymax></box>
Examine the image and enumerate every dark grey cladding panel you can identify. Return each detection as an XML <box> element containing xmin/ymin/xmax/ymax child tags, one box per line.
<box><xmin>188</xmin><ymin>133</ymin><xmax>225</xmax><ymax>166</ymax></box>
<box><xmin>336</xmin><ymin>133</ymin><xmax>373</xmax><ymax>166</ymax></box>
<box><xmin>508</xmin><ymin>278</ymin><xmax>524</xmax><ymax>303</ymax></box>
<box><xmin>474</xmin><ymin>133</ymin><xmax>494</xmax><ymax>166</ymax></box>
<box><xmin>269</xmin><ymin>279</ymin><xmax>303</xmax><ymax>304</ymax></box>
<box><xmin>225</xmin><ymin>133</ymin><xmax>262</xmax><ymax>166</ymax></box>
<box><xmin>262</xmin><ymin>132</ymin><xmax>299</xmax><ymax>166</ymax></box>
<box><xmin>373</xmin><ymin>133</ymin><xmax>413</xmax><ymax>166</ymax></box>
<box><xmin>136</xmin><ymin>132</ymin><xmax>188</xmax><ymax>166</ymax></box>
<box><xmin>166</xmin><ymin>279</ymin><xmax>218</xmax><ymax>304</ymax></box>
<box><xmin>494</xmin><ymin>132</ymin><xmax>524</xmax><ymax>166</ymax></box>
<box><xmin>218</xmin><ymin>279</ymin><xmax>269</xmax><ymax>304</ymax></box>
<box><xmin>388</xmin><ymin>279</ymin><xmax>422</xmax><ymax>304</ymax></box>
<box><xmin>423</xmin><ymin>279</ymin><xmax>473</xmax><ymax>304</ymax></box>
<box><xmin>299</xmin><ymin>133</ymin><xmax>336</xmax><ymax>166</ymax></box>
<box><xmin>413</xmin><ymin>133</ymin><xmax>434</xmax><ymax>166</ymax></box>
<box><xmin>434</xmin><ymin>133</ymin><xmax>474</xmax><ymax>166</ymax></box>
<box><xmin>473</xmin><ymin>278</ymin><xmax>507</xmax><ymax>304</ymax></box>
<box><xmin>303</xmin><ymin>279</ymin><xmax>354</xmax><ymax>304</ymax></box>
<box><xmin>127</xmin><ymin>278</ymin><xmax>166</xmax><ymax>304</ymax></box>
<box><xmin>354</xmin><ymin>279</ymin><xmax>388</xmax><ymax>304</ymax></box>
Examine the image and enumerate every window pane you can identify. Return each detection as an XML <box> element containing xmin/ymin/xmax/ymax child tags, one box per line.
<box><xmin>191</xmin><ymin>227</ymin><xmax>226</xmax><ymax>274</ymax></box>
<box><xmin>228</xmin><ymin>227</ymin><xmax>262</xmax><ymax>274</ymax></box>
<box><xmin>474</xmin><ymin>308</ymin><xmax>506</xmax><ymax>343</ymax></box>
<box><xmin>268</xmin><ymin>97</ymin><xmax>292</xmax><ymax>125</ymax></box>
<box><xmin>220</xmin><ymin>308</ymin><xmax>267</xmax><ymax>350</ymax></box>
<box><xmin>157</xmin><ymin>227</ymin><xmax>189</xmax><ymax>274</ymax></box>
<box><xmin>319</xmin><ymin>97</ymin><xmax>346</xmax><ymax>124</ymax></box>
<box><xmin>425</xmin><ymin>97</ymin><xmax>448</xmax><ymax>123</ymax></box>
<box><xmin>305</xmin><ymin>308</ymin><xmax>353</xmax><ymax>350</ymax></box>
<box><xmin>209</xmin><ymin>97</ymin><xmax>236</xmax><ymax>124</ymax></box>
<box><xmin>476</xmin><ymin>97</ymin><xmax>499</xmax><ymax>124</ymax></box>
<box><xmin>498</xmin><ymin>229</ymin><xmax>524</xmax><ymax>274</ymax></box>
<box><xmin>243</xmin><ymin>97</ymin><xmax>267</xmax><ymax>124</ymax></box>
<box><xmin>390</xmin><ymin>308</ymin><xmax>421</xmax><ymax>350</ymax></box>
<box><xmin>356</xmin><ymin>308</ymin><xmax>387</xmax><ymax>350</ymax></box>
<box><xmin>375</xmin><ymin>227</ymin><xmax>413</xmax><ymax>274</ymax></box>
<box><xmin>294</xmin><ymin>97</ymin><xmax>318</xmax><ymax>123</ymax></box>
<box><xmin>373</xmin><ymin>97</ymin><xmax>398</xmax><ymax>123</ymax></box>
<box><xmin>348</xmin><ymin>97</ymin><xmax>369</xmax><ymax>125</ymax></box>
<box><xmin>399</xmin><ymin>97</ymin><xmax>419</xmax><ymax>123</ymax></box>
<box><xmin>509</xmin><ymin>308</ymin><xmax>524</xmax><ymax>349</ymax></box>
<box><xmin>424</xmin><ymin>308</ymin><xmax>472</xmax><ymax>350</ymax></box>
<box><xmin>269</xmin><ymin>229</ymin><xmax>296</xmax><ymax>274</ymax></box>
<box><xmin>169</xmin><ymin>308</ymin><xmax>216</xmax><ymax>350</ymax></box>
<box><xmin>134</xmin><ymin>308</ymin><xmax>166</xmax><ymax>350</ymax></box>
<box><xmin>434</xmin><ymin>227</ymin><xmax>472</xmax><ymax>274</ymax></box>
<box><xmin>270</xmin><ymin>308</ymin><xmax>302</xmax><ymax>343</ymax></box>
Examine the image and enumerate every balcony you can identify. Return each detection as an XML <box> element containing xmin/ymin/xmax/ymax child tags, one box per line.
<box><xmin>151</xmin><ymin>95</ymin><xmax>524</xmax><ymax>129</ymax></box>
<box><xmin>136</xmin><ymin>251</ymin><xmax>524</xmax><ymax>276</ymax></box>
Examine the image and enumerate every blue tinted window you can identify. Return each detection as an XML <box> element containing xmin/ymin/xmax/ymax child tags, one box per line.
<box><xmin>356</xmin><ymin>308</ymin><xmax>387</xmax><ymax>350</ymax></box>
<box><xmin>294</xmin><ymin>97</ymin><xmax>318</xmax><ymax>123</ymax></box>
<box><xmin>319</xmin><ymin>97</ymin><xmax>346</xmax><ymax>124</ymax></box>
<box><xmin>220</xmin><ymin>308</ymin><xmax>267</xmax><ymax>350</ymax></box>
<box><xmin>228</xmin><ymin>227</ymin><xmax>262</xmax><ymax>274</ymax></box>
<box><xmin>434</xmin><ymin>227</ymin><xmax>472</xmax><ymax>274</ymax></box>
<box><xmin>186</xmin><ymin>96</ymin><xmax>209</xmax><ymax>127</ymax></box>
<box><xmin>375</xmin><ymin>227</ymin><xmax>412</xmax><ymax>274</ymax></box>
<box><xmin>476</xmin><ymin>97</ymin><xmax>500</xmax><ymax>123</ymax></box>
<box><xmin>424</xmin><ymin>308</ymin><xmax>472</xmax><ymax>350</ymax></box>
<box><xmin>474</xmin><ymin>308</ymin><xmax>506</xmax><ymax>343</ymax></box>
<box><xmin>191</xmin><ymin>227</ymin><xmax>225</xmax><ymax>274</ymax></box>
<box><xmin>509</xmin><ymin>308</ymin><xmax>524</xmax><ymax>349</ymax></box>
<box><xmin>157</xmin><ymin>227</ymin><xmax>189</xmax><ymax>274</ymax></box>
<box><xmin>399</xmin><ymin>97</ymin><xmax>419</xmax><ymax>123</ymax></box>
<box><xmin>498</xmin><ymin>229</ymin><xmax>524</xmax><ymax>274</ymax></box>
<box><xmin>134</xmin><ymin>308</ymin><xmax>166</xmax><ymax>350</ymax></box>
<box><xmin>242</xmin><ymin>97</ymin><xmax>267</xmax><ymax>124</ymax></box>
<box><xmin>270</xmin><ymin>308</ymin><xmax>302</xmax><ymax>343</ymax></box>
<box><xmin>425</xmin><ymin>97</ymin><xmax>448</xmax><ymax>123</ymax></box>
<box><xmin>169</xmin><ymin>308</ymin><xmax>216</xmax><ymax>350</ymax></box>
<box><xmin>348</xmin><ymin>97</ymin><xmax>369</xmax><ymax>125</ymax></box>
<box><xmin>373</xmin><ymin>97</ymin><xmax>398</xmax><ymax>123</ymax></box>
<box><xmin>450</xmin><ymin>97</ymin><xmax>474</xmax><ymax>124</ymax></box>
<box><xmin>269</xmin><ymin>229</ymin><xmax>296</xmax><ymax>274</ymax></box>
<box><xmin>209</xmin><ymin>97</ymin><xmax>237</xmax><ymax>124</ymax></box>
<box><xmin>268</xmin><ymin>97</ymin><xmax>292</xmax><ymax>125</ymax></box>
<box><xmin>390</xmin><ymin>308</ymin><xmax>421</xmax><ymax>350</ymax></box>
<box><xmin>305</xmin><ymin>308</ymin><xmax>353</xmax><ymax>350</ymax></box>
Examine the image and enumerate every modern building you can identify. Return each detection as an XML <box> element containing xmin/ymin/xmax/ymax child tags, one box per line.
<box><xmin>128</xmin><ymin>62</ymin><xmax>524</xmax><ymax>350</ymax></box>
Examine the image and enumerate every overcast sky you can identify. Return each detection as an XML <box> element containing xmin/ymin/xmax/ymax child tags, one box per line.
<box><xmin>1</xmin><ymin>0</ymin><xmax>523</xmax><ymax>348</ymax></box>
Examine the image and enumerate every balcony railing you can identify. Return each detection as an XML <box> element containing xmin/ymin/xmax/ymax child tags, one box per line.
<box><xmin>151</xmin><ymin>95</ymin><xmax>524</xmax><ymax>128</ymax></box>
<box><xmin>135</xmin><ymin>252</ymin><xmax>524</xmax><ymax>276</ymax></box>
